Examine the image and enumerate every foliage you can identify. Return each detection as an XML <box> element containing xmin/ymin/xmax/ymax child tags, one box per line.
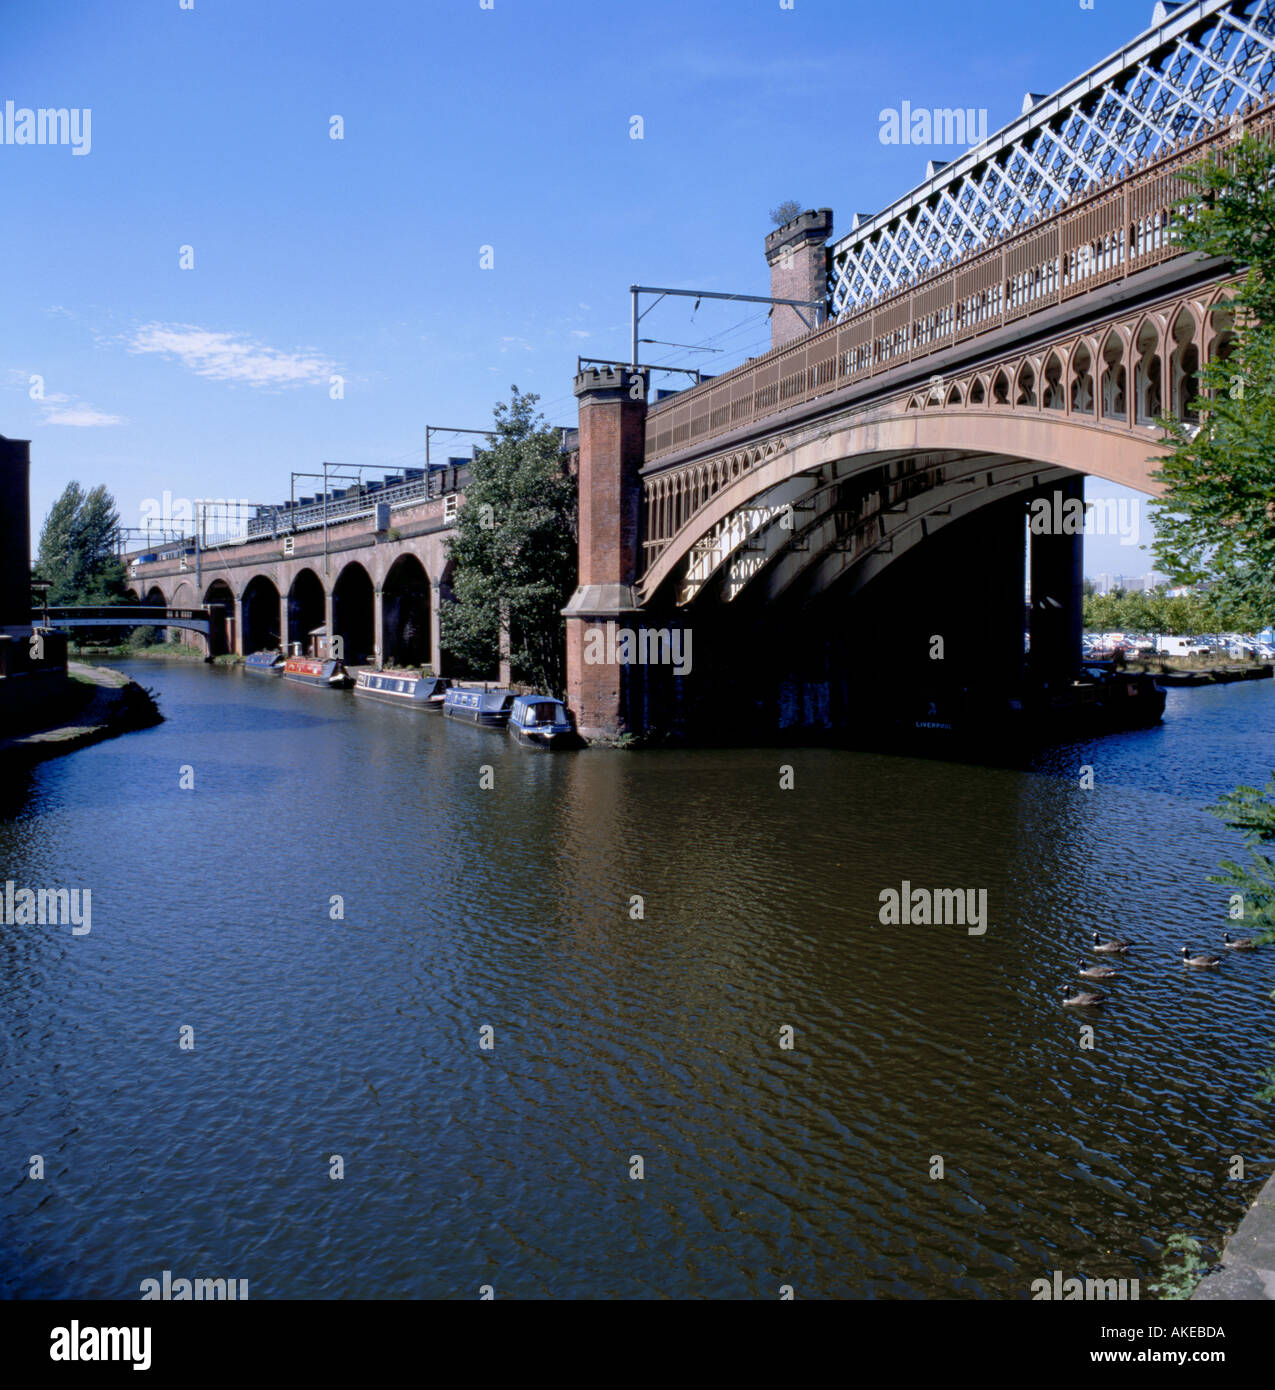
<box><xmin>1207</xmin><ymin>773</ymin><xmax>1275</xmax><ymax>1100</ymax></box>
<box><xmin>1081</xmin><ymin>585</ymin><xmax>1269</xmax><ymax>633</ymax></box>
<box><xmin>35</xmin><ymin>482</ymin><xmax>127</xmax><ymax>605</ymax></box>
<box><xmin>126</xmin><ymin>625</ymin><xmax>159</xmax><ymax>649</ymax></box>
<box><xmin>1150</xmin><ymin>134</ymin><xmax>1275</xmax><ymax>614</ymax></box>
<box><xmin>769</xmin><ymin>200</ymin><xmax>803</xmax><ymax>227</ymax></box>
<box><xmin>1149</xmin><ymin>1234</ymin><xmax>1209</xmax><ymax>1299</ymax></box>
<box><xmin>1209</xmin><ymin>773</ymin><xmax>1275</xmax><ymax>945</ymax></box>
<box><xmin>440</xmin><ymin>387</ymin><xmax>576</xmax><ymax>694</ymax></box>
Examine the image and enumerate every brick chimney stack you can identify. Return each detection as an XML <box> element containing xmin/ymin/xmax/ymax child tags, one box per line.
<box><xmin>765</xmin><ymin>208</ymin><xmax>833</xmax><ymax>351</ymax></box>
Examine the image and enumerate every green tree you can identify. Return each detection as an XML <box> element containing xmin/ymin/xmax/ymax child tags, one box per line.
<box><xmin>1149</xmin><ymin>133</ymin><xmax>1275</xmax><ymax>624</ymax></box>
<box><xmin>769</xmin><ymin>200</ymin><xmax>803</xmax><ymax>227</ymax></box>
<box><xmin>1208</xmin><ymin>775</ymin><xmax>1275</xmax><ymax>1101</ymax></box>
<box><xmin>1144</xmin><ymin>131</ymin><xmax>1275</xmax><ymax>1108</ymax></box>
<box><xmin>441</xmin><ymin>387</ymin><xmax>576</xmax><ymax>694</ymax></box>
<box><xmin>35</xmin><ymin>482</ymin><xmax>126</xmax><ymax>604</ymax></box>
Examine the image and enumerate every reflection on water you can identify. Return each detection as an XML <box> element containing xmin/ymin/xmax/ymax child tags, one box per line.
<box><xmin>1</xmin><ymin>663</ymin><xmax>1272</xmax><ymax>1298</ymax></box>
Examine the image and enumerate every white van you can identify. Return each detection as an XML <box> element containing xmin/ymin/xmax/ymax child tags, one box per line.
<box><xmin>1157</xmin><ymin>635</ymin><xmax>1209</xmax><ymax>657</ymax></box>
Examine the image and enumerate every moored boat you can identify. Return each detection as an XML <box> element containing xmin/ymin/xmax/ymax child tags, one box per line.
<box><xmin>283</xmin><ymin>655</ymin><xmax>351</xmax><ymax>688</ymax></box>
<box><xmin>507</xmin><ymin>694</ymin><xmax>576</xmax><ymax>748</ymax></box>
<box><xmin>442</xmin><ymin>686</ymin><xmax>515</xmax><ymax>727</ymax></box>
<box><xmin>244</xmin><ymin>650</ymin><xmax>284</xmax><ymax>673</ymax></box>
<box><xmin>353</xmin><ymin>669</ymin><xmax>449</xmax><ymax>709</ymax></box>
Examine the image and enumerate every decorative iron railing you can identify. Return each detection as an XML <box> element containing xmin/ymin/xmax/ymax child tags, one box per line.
<box><xmin>644</xmin><ymin>98</ymin><xmax>1273</xmax><ymax>469</ymax></box>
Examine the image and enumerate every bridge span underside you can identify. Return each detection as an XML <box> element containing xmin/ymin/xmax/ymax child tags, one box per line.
<box><xmin>622</xmin><ymin>459</ymin><xmax>1085</xmax><ymax>743</ymax></box>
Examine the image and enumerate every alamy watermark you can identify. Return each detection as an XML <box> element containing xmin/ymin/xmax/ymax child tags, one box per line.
<box><xmin>1031</xmin><ymin>1270</ymin><xmax>1140</xmax><ymax>1300</ymax></box>
<box><xmin>139</xmin><ymin>492</ymin><xmax>252</xmax><ymax>533</ymax></box>
<box><xmin>2</xmin><ymin>882</ymin><xmax>91</xmax><ymax>935</ymax></box>
<box><xmin>140</xmin><ymin>1269</ymin><xmax>248</xmax><ymax>1300</ymax></box>
<box><xmin>583</xmin><ymin>626</ymin><xmax>693</xmax><ymax>676</ymax></box>
<box><xmin>879</xmin><ymin>101</ymin><xmax>987</xmax><ymax>148</ymax></box>
<box><xmin>1028</xmin><ymin>490</ymin><xmax>1141</xmax><ymax>546</ymax></box>
<box><xmin>878</xmin><ymin>880</ymin><xmax>987</xmax><ymax>935</ymax></box>
<box><xmin>1</xmin><ymin>102</ymin><xmax>91</xmax><ymax>155</ymax></box>
<box><xmin>50</xmin><ymin>1324</ymin><xmax>150</xmax><ymax>1371</ymax></box>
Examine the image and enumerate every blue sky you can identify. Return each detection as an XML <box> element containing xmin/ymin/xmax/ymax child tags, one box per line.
<box><xmin>3</xmin><ymin>0</ymin><xmax>1161</xmax><ymax>575</ymax></box>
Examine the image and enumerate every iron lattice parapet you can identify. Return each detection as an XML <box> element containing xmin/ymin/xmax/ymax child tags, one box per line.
<box><xmin>831</xmin><ymin>0</ymin><xmax>1275</xmax><ymax>311</ymax></box>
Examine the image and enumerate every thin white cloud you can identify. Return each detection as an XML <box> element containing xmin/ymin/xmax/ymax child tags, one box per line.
<box><xmin>2</xmin><ymin>375</ymin><xmax>124</xmax><ymax>426</ymax></box>
<box><xmin>42</xmin><ymin>398</ymin><xmax>125</xmax><ymax>427</ymax></box>
<box><xmin>570</xmin><ymin>330</ymin><xmax>591</xmax><ymax>339</ymax></box>
<box><xmin>127</xmin><ymin>322</ymin><xmax>337</xmax><ymax>388</ymax></box>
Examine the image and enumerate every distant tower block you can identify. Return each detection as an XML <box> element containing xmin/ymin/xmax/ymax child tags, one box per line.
<box><xmin>765</xmin><ymin>208</ymin><xmax>833</xmax><ymax>351</ymax></box>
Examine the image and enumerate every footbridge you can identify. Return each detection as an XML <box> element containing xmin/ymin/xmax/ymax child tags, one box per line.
<box><xmin>39</xmin><ymin>606</ymin><xmax>215</xmax><ymax>637</ymax></box>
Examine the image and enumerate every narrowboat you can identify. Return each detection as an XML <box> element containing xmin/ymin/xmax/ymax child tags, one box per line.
<box><xmin>507</xmin><ymin>694</ymin><xmax>576</xmax><ymax>748</ymax></box>
<box><xmin>353</xmin><ymin>669</ymin><xmax>450</xmax><ymax>709</ymax></box>
<box><xmin>244</xmin><ymin>650</ymin><xmax>284</xmax><ymax>673</ymax></box>
<box><xmin>442</xmin><ymin>686</ymin><xmax>516</xmax><ymax>727</ymax></box>
<box><xmin>282</xmin><ymin>655</ymin><xmax>351</xmax><ymax>688</ymax></box>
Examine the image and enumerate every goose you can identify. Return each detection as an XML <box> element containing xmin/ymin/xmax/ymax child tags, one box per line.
<box><xmin>1223</xmin><ymin>931</ymin><xmax>1258</xmax><ymax>950</ymax></box>
<box><xmin>1078</xmin><ymin>960</ymin><xmax>1120</xmax><ymax>980</ymax></box>
<box><xmin>1180</xmin><ymin>946</ymin><xmax>1221</xmax><ymax>967</ymax></box>
<box><xmin>1092</xmin><ymin>932</ymin><xmax>1131</xmax><ymax>955</ymax></box>
<box><xmin>1061</xmin><ymin>987</ymin><xmax>1104</xmax><ymax>1006</ymax></box>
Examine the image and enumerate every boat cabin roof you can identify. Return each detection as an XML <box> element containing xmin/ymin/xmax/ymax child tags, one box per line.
<box><xmin>512</xmin><ymin>694</ymin><xmax>566</xmax><ymax>711</ymax></box>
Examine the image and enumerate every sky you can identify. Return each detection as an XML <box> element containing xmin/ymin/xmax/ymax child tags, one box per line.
<box><xmin>2</xmin><ymin>0</ymin><xmax>1164</xmax><ymax>576</ymax></box>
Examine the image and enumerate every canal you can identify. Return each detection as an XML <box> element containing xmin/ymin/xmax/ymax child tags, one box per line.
<box><xmin>1</xmin><ymin>661</ymin><xmax>1273</xmax><ymax>1298</ymax></box>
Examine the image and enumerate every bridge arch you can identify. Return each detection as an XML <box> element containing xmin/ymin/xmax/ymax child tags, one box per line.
<box><xmin>1099</xmin><ymin>330</ymin><xmax>1128</xmax><ymax>423</ymax></box>
<box><xmin>286</xmin><ymin>567</ymin><xmax>326</xmax><ymax>654</ymax></box>
<box><xmin>1133</xmin><ymin>318</ymin><xmax>1164</xmax><ymax>425</ymax></box>
<box><xmin>1069</xmin><ymin>341</ymin><xmax>1096</xmax><ymax>414</ymax></box>
<box><xmin>1042</xmin><ymin>352</ymin><xmax>1065</xmax><ymax>411</ymax></box>
<box><xmin>241</xmin><ymin>573</ymin><xmax>281</xmax><ymax>653</ymax></box>
<box><xmin>197</xmin><ymin>579</ymin><xmax>234</xmax><ymax>656</ymax></box>
<box><xmin>639</xmin><ymin>407</ymin><xmax>1167</xmax><ymax>605</ymax></box>
<box><xmin>203</xmin><ymin>578</ymin><xmax>234</xmax><ymax>607</ymax></box>
<box><xmin>142</xmin><ymin>583</ymin><xmax>167</xmax><ymax>607</ymax></box>
<box><xmin>1168</xmin><ymin>306</ymin><xmax>1202</xmax><ymax>422</ymax></box>
<box><xmin>381</xmin><ymin>553</ymin><xmax>431</xmax><ymax>668</ymax></box>
<box><xmin>331</xmin><ymin>560</ymin><xmax>374</xmax><ymax>665</ymax></box>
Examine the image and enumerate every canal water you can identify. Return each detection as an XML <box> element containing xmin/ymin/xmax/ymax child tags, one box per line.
<box><xmin>1</xmin><ymin>661</ymin><xmax>1273</xmax><ymax>1299</ymax></box>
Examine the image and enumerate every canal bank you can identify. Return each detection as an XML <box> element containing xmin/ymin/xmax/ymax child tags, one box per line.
<box><xmin>1193</xmin><ymin>1169</ymin><xmax>1275</xmax><ymax>1300</ymax></box>
<box><xmin>0</xmin><ymin>661</ymin><xmax>161</xmax><ymax>765</ymax></box>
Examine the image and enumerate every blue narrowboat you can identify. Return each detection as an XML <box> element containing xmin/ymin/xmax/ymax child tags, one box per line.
<box><xmin>442</xmin><ymin>686</ymin><xmax>516</xmax><ymax>727</ymax></box>
<box><xmin>244</xmin><ymin>650</ymin><xmax>284</xmax><ymax>673</ymax></box>
<box><xmin>353</xmin><ymin>669</ymin><xmax>450</xmax><ymax>709</ymax></box>
<box><xmin>507</xmin><ymin>694</ymin><xmax>576</xmax><ymax>748</ymax></box>
<box><xmin>283</xmin><ymin>655</ymin><xmax>351</xmax><ymax>688</ymax></box>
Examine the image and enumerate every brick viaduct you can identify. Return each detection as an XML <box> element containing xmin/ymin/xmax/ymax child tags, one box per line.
<box><xmin>127</xmin><ymin>489</ymin><xmax>457</xmax><ymax>671</ymax></box>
